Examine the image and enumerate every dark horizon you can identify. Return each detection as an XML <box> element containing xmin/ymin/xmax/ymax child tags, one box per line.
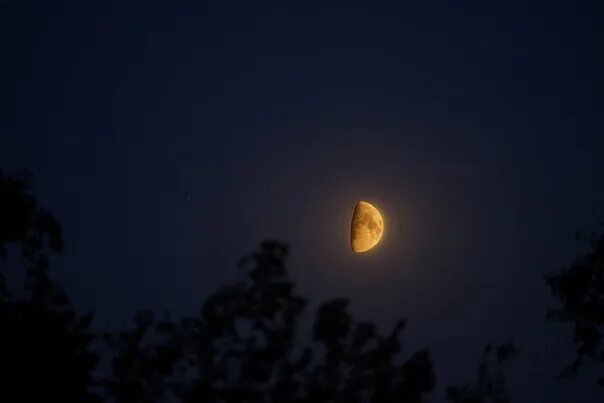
<box><xmin>1</xmin><ymin>1</ymin><xmax>604</xmax><ymax>402</ymax></box>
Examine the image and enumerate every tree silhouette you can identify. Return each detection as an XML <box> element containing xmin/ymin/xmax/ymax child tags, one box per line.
<box><xmin>103</xmin><ymin>241</ymin><xmax>436</xmax><ymax>402</ymax></box>
<box><xmin>1</xmin><ymin>170</ymin><xmax>436</xmax><ymax>402</ymax></box>
<box><xmin>0</xmin><ymin>169</ymin><xmax>62</xmax><ymax>260</ymax></box>
<box><xmin>100</xmin><ymin>309</ymin><xmax>184</xmax><ymax>402</ymax></box>
<box><xmin>546</xmin><ymin>228</ymin><xmax>604</xmax><ymax>386</ymax></box>
<box><xmin>8</xmin><ymin>169</ymin><xmax>562</xmax><ymax>402</ymax></box>
<box><xmin>446</xmin><ymin>341</ymin><xmax>519</xmax><ymax>403</ymax></box>
<box><xmin>0</xmin><ymin>169</ymin><xmax>101</xmax><ymax>402</ymax></box>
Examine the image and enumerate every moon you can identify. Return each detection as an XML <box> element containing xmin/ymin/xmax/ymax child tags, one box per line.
<box><xmin>350</xmin><ymin>201</ymin><xmax>384</xmax><ymax>253</ymax></box>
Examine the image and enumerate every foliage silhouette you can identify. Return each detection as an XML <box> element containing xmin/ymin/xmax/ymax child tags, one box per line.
<box><xmin>101</xmin><ymin>309</ymin><xmax>184</xmax><ymax>402</ymax></box>
<box><xmin>103</xmin><ymin>241</ymin><xmax>436</xmax><ymax>402</ymax></box>
<box><xmin>0</xmin><ymin>169</ymin><xmax>101</xmax><ymax>402</ymax></box>
<box><xmin>0</xmin><ymin>169</ymin><xmax>62</xmax><ymax>261</ymax></box>
<box><xmin>446</xmin><ymin>341</ymin><xmax>519</xmax><ymax>403</ymax></box>
<box><xmin>546</xmin><ymin>228</ymin><xmax>604</xmax><ymax>386</ymax></box>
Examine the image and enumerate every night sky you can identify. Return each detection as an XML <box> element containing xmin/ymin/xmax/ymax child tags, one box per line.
<box><xmin>1</xmin><ymin>1</ymin><xmax>604</xmax><ymax>401</ymax></box>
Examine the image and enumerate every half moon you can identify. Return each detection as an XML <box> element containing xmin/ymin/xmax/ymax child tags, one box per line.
<box><xmin>350</xmin><ymin>201</ymin><xmax>384</xmax><ymax>253</ymax></box>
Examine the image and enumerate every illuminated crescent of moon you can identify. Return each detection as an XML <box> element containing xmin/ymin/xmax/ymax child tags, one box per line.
<box><xmin>350</xmin><ymin>201</ymin><xmax>384</xmax><ymax>253</ymax></box>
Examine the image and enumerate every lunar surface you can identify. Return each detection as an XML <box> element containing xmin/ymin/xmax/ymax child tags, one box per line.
<box><xmin>350</xmin><ymin>201</ymin><xmax>384</xmax><ymax>253</ymax></box>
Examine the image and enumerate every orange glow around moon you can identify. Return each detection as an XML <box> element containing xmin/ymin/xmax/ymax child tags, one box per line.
<box><xmin>350</xmin><ymin>201</ymin><xmax>384</xmax><ymax>253</ymax></box>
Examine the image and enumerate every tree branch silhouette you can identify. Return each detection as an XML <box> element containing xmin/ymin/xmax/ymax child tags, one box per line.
<box><xmin>546</xmin><ymin>227</ymin><xmax>604</xmax><ymax>386</ymax></box>
<box><xmin>0</xmin><ymin>169</ymin><xmax>100</xmax><ymax>402</ymax></box>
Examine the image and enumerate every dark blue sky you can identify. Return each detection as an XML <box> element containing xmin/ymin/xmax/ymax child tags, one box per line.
<box><xmin>1</xmin><ymin>1</ymin><xmax>603</xmax><ymax>401</ymax></box>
